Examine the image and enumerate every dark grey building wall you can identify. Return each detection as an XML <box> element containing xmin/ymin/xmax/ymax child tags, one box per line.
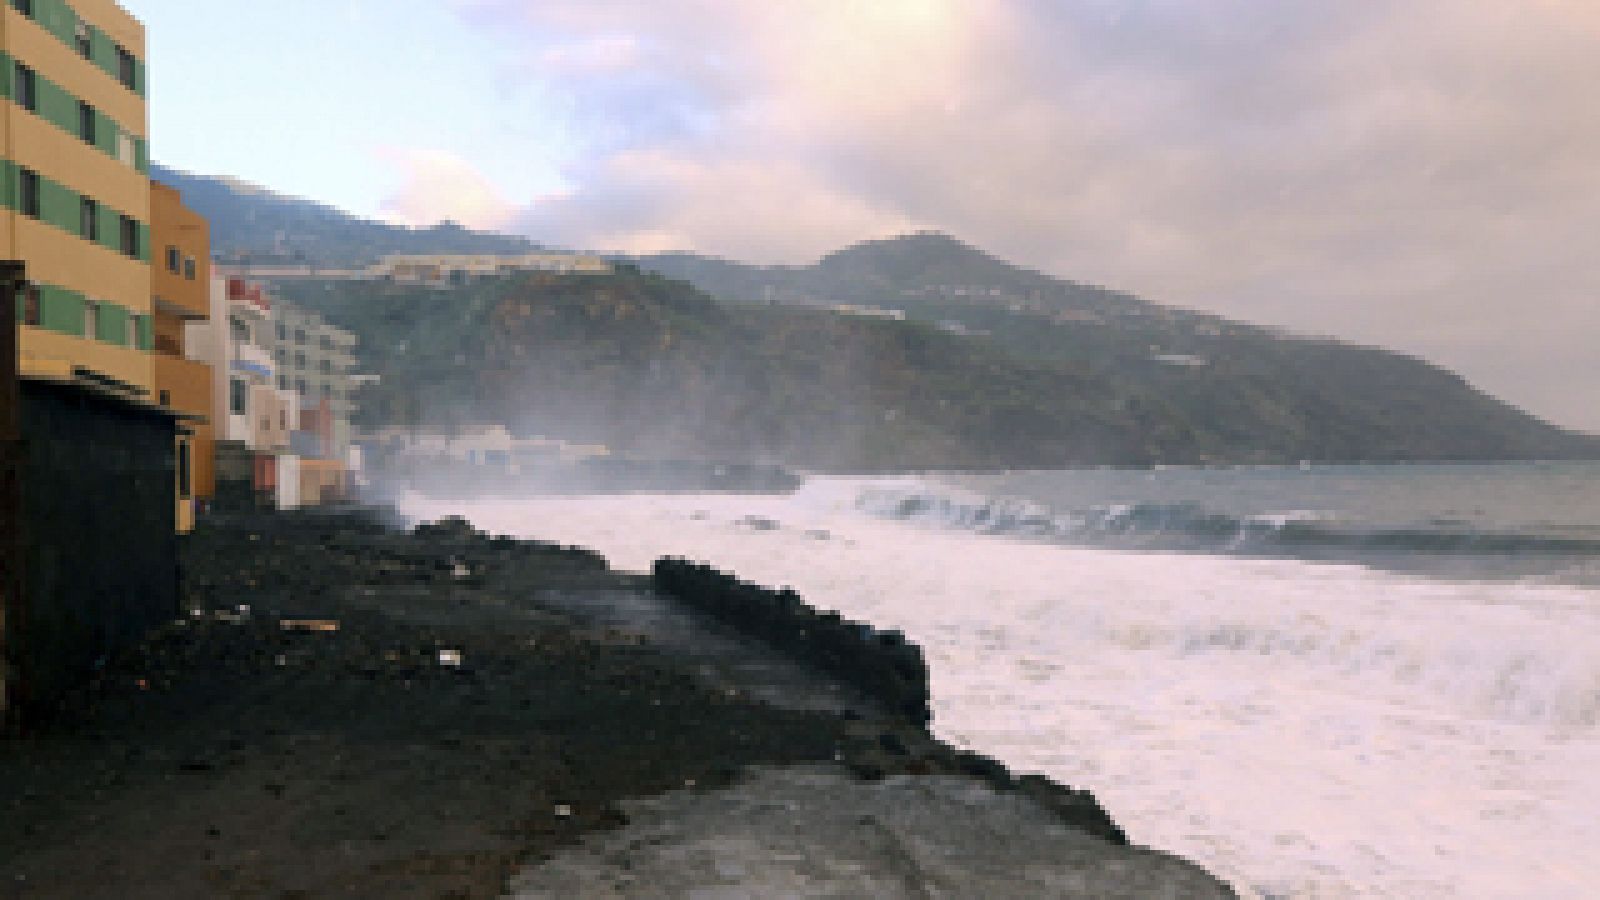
<box><xmin>17</xmin><ymin>379</ymin><xmax>178</xmax><ymax>717</ymax></box>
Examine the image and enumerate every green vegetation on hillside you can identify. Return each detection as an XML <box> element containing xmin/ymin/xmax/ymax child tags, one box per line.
<box><xmin>277</xmin><ymin>272</ymin><xmax>1196</xmax><ymax>467</ymax></box>
<box><xmin>277</xmin><ymin>258</ymin><xmax>1597</xmax><ymax>468</ymax></box>
<box><xmin>637</xmin><ymin>234</ymin><xmax>1599</xmax><ymax>464</ymax></box>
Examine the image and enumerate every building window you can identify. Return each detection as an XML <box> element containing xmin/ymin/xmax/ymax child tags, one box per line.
<box><xmin>159</xmin><ymin>389</ymin><xmax>171</xmax><ymax>406</ymax></box>
<box><xmin>166</xmin><ymin>246</ymin><xmax>180</xmax><ymax>273</ymax></box>
<box><xmin>125</xmin><ymin>313</ymin><xmax>137</xmax><ymax>346</ymax></box>
<box><xmin>280</xmin><ymin>411</ymin><xmax>287</xmax><ymax>430</ymax></box>
<box><xmin>19</xmin><ymin>168</ymin><xmax>40</xmax><ymax>219</ymax></box>
<box><xmin>184</xmin><ymin>257</ymin><xmax>197</xmax><ymax>280</ymax></box>
<box><xmin>294</xmin><ymin>352</ymin><xmax>306</xmax><ymax>369</ymax></box>
<box><xmin>276</xmin><ymin>323</ymin><xmax>287</xmax><ymax>341</ymax></box>
<box><xmin>177</xmin><ymin>441</ymin><xmax>192</xmax><ymax>499</ymax></box>
<box><xmin>22</xmin><ymin>284</ymin><xmax>41</xmax><ymax>326</ymax></box>
<box><xmin>230</xmin><ymin>378</ymin><xmax>247</xmax><ymax>414</ymax></box>
<box><xmin>84</xmin><ymin>301</ymin><xmax>99</xmax><ymax>340</ymax></box>
<box><xmin>229</xmin><ymin>315</ymin><xmax>249</xmax><ymax>343</ymax></box>
<box><xmin>78</xmin><ymin>101</ymin><xmax>96</xmax><ymax>144</ymax></box>
<box><xmin>278</xmin><ymin>376</ymin><xmax>289</xmax><ymax>390</ymax></box>
<box><xmin>74</xmin><ymin>21</ymin><xmax>92</xmax><ymax>59</ymax></box>
<box><xmin>116</xmin><ymin>45</ymin><xmax>136</xmax><ymax>90</ymax></box>
<box><xmin>116</xmin><ymin>131</ymin><xmax>136</xmax><ymax>167</ymax></box>
<box><xmin>80</xmin><ymin>197</ymin><xmax>99</xmax><ymax>242</ymax></box>
<box><xmin>295</xmin><ymin>379</ymin><xmax>307</xmax><ymax>395</ymax></box>
<box><xmin>13</xmin><ymin>62</ymin><xmax>36</xmax><ymax>112</ymax></box>
<box><xmin>119</xmin><ymin>215</ymin><xmax>139</xmax><ymax>258</ymax></box>
<box><xmin>295</xmin><ymin>329</ymin><xmax>307</xmax><ymax>344</ymax></box>
<box><xmin>319</xmin><ymin>359</ymin><xmax>331</xmax><ymax>375</ymax></box>
<box><xmin>13</xmin><ymin>0</ymin><xmax>34</xmax><ymax>18</ymax></box>
<box><xmin>320</xmin><ymin>383</ymin><xmax>331</xmax><ymax>397</ymax></box>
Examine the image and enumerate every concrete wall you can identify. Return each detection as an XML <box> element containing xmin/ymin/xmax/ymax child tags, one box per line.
<box><xmin>248</xmin><ymin>383</ymin><xmax>290</xmax><ymax>451</ymax></box>
<box><xmin>276</xmin><ymin>453</ymin><xmax>300</xmax><ymax>509</ymax></box>
<box><xmin>185</xmin><ymin>276</ymin><xmax>228</xmax><ymax>438</ymax></box>
<box><xmin>299</xmin><ymin>458</ymin><xmax>346</xmax><ymax>506</ymax></box>
<box><xmin>17</xmin><ymin>378</ymin><xmax>177</xmax><ymax>718</ymax></box>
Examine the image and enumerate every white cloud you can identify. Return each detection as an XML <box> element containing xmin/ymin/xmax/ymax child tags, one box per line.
<box><xmin>377</xmin><ymin>149</ymin><xmax>515</xmax><ymax>231</ymax></box>
<box><xmin>521</xmin><ymin>150</ymin><xmax>917</xmax><ymax>258</ymax></box>
<box><xmin>430</xmin><ymin>0</ymin><xmax>1600</xmax><ymax>431</ymax></box>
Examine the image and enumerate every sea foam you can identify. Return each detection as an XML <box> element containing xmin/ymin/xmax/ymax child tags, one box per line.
<box><xmin>402</xmin><ymin>478</ymin><xmax>1600</xmax><ymax>898</ymax></box>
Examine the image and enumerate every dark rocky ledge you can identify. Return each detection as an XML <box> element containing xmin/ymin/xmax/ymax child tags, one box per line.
<box><xmin>653</xmin><ymin>558</ymin><xmax>935</xmax><ymax>730</ymax></box>
<box><xmin>0</xmin><ymin>508</ymin><xmax>1236</xmax><ymax>898</ymax></box>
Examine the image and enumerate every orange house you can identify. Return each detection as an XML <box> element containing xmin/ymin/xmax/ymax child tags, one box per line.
<box><xmin>149</xmin><ymin>182</ymin><xmax>213</xmax><ymax>530</ymax></box>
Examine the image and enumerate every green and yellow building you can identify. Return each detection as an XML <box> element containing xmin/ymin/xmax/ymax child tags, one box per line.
<box><xmin>2</xmin><ymin>0</ymin><xmax>214</xmax><ymax>529</ymax></box>
<box><xmin>3</xmin><ymin>0</ymin><xmax>154</xmax><ymax>386</ymax></box>
<box><xmin>2</xmin><ymin>1</ymin><xmax>222</xmax><ymax>722</ymax></box>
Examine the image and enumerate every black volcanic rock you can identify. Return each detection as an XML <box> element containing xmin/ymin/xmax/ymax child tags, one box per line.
<box><xmin>0</xmin><ymin>508</ymin><xmax>1237</xmax><ymax>897</ymax></box>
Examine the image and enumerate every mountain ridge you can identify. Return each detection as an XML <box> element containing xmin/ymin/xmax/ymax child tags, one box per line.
<box><xmin>272</xmin><ymin>264</ymin><xmax>1599</xmax><ymax>468</ymax></box>
<box><xmin>637</xmin><ymin>232</ymin><xmax>1165</xmax><ymax>321</ymax></box>
<box><xmin>151</xmin><ymin>164</ymin><xmax>544</xmax><ymax>268</ymax></box>
<box><xmin>161</xmin><ymin>168</ymin><xmax>1598</xmax><ymax>463</ymax></box>
<box><xmin>632</xmin><ymin>234</ymin><xmax>1599</xmax><ymax>459</ymax></box>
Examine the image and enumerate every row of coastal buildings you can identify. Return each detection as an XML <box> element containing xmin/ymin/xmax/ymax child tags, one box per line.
<box><xmin>0</xmin><ymin>0</ymin><xmax>361</xmax><ymax>726</ymax></box>
<box><xmin>218</xmin><ymin>251</ymin><xmax>611</xmax><ymax>290</ymax></box>
<box><xmin>189</xmin><ymin>278</ymin><xmax>364</xmax><ymax>512</ymax></box>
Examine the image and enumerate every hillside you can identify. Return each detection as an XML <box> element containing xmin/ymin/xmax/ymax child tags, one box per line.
<box><xmin>641</xmin><ymin>232</ymin><xmax>1156</xmax><ymax>319</ymax></box>
<box><xmin>167</xmin><ymin>167</ymin><xmax>1594</xmax><ymax>465</ymax></box>
<box><xmin>637</xmin><ymin>234</ymin><xmax>1600</xmax><ymax>463</ymax></box>
<box><xmin>151</xmin><ymin>164</ymin><xmax>540</xmax><ymax>268</ymax></box>
<box><xmin>274</xmin><ymin>273</ymin><xmax>1200</xmax><ymax>468</ymax></box>
<box><xmin>274</xmin><ymin>265</ymin><xmax>1598</xmax><ymax>468</ymax></box>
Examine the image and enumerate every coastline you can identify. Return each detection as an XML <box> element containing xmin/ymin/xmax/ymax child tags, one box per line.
<box><xmin>0</xmin><ymin>507</ymin><xmax>1235</xmax><ymax>897</ymax></box>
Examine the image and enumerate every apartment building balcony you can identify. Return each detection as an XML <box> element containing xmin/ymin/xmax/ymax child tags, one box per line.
<box><xmin>155</xmin><ymin>292</ymin><xmax>209</xmax><ymax>325</ymax></box>
<box><xmin>19</xmin><ymin>326</ymin><xmax>154</xmax><ymax>398</ymax></box>
<box><xmin>231</xmin><ymin>341</ymin><xmax>275</xmax><ymax>382</ymax></box>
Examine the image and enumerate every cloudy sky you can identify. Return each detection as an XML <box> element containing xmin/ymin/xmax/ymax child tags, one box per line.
<box><xmin>123</xmin><ymin>1</ymin><xmax>1599</xmax><ymax>433</ymax></box>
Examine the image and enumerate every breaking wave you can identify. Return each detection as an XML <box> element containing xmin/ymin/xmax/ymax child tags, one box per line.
<box><xmin>855</xmin><ymin>483</ymin><xmax>1600</xmax><ymax>564</ymax></box>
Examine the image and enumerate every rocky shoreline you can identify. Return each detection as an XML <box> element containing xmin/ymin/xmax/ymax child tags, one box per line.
<box><xmin>0</xmin><ymin>507</ymin><xmax>1235</xmax><ymax>897</ymax></box>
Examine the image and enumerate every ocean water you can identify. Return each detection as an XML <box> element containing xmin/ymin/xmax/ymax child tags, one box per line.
<box><xmin>400</xmin><ymin>462</ymin><xmax>1600</xmax><ymax>898</ymax></box>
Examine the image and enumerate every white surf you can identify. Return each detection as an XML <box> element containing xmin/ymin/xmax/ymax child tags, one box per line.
<box><xmin>400</xmin><ymin>478</ymin><xmax>1600</xmax><ymax>899</ymax></box>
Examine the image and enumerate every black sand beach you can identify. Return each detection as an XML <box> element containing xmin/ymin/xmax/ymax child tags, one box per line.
<box><xmin>0</xmin><ymin>508</ymin><xmax>1233</xmax><ymax>898</ymax></box>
